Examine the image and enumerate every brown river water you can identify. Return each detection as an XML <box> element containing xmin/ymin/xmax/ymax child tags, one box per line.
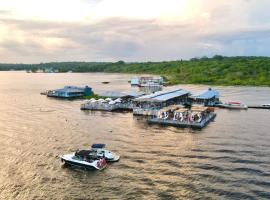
<box><xmin>0</xmin><ymin>71</ymin><xmax>270</xmax><ymax>200</ymax></box>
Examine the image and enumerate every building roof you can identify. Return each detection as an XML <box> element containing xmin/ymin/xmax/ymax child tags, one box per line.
<box><xmin>55</xmin><ymin>86</ymin><xmax>88</xmax><ymax>93</ymax></box>
<box><xmin>100</xmin><ymin>90</ymin><xmax>145</xmax><ymax>98</ymax></box>
<box><xmin>124</xmin><ymin>91</ymin><xmax>145</xmax><ymax>97</ymax></box>
<box><xmin>100</xmin><ymin>91</ymin><xmax>127</xmax><ymax>98</ymax></box>
<box><xmin>192</xmin><ymin>88</ymin><xmax>219</xmax><ymax>100</ymax></box>
<box><xmin>134</xmin><ymin>89</ymin><xmax>190</xmax><ymax>102</ymax></box>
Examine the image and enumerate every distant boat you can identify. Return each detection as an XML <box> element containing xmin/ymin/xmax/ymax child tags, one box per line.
<box><xmin>102</xmin><ymin>81</ymin><xmax>110</xmax><ymax>84</ymax></box>
<box><xmin>262</xmin><ymin>104</ymin><xmax>270</xmax><ymax>108</ymax></box>
<box><xmin>130</xmin><ymin>76</ymin><xmax>164</xmax><ymax>87</ymax></box>
<box><xmin>218</xmin><ymin>101</ymin><xmax>248</xmax><ymax>109</ymax></box>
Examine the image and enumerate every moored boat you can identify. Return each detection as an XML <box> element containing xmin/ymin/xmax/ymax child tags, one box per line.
<box><xmin>218</xmin><ymin>101</ymin><xmax>248</xmax><ymax>109</ymax></box>
<box><xmin>60</xmin><ymin>150</ymin><xmax>107</xmax><ymax>170</ymax></box>
<box><xmin>91</xmin><ymin>144</ymin><xmax>120</xmax><ymax>162</ymax></box>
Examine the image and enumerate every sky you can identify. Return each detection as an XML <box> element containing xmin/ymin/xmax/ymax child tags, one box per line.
<box><xmin>0</xmin><ymin>0</ymin><xmax>270</xmax><ymax>63</ymax></box>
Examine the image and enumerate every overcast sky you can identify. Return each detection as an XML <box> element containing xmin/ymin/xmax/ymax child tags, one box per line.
<box><xmin>0</xmin><ymin>0</ymin><xmax>270</xmax><ymax>63</ymax></box>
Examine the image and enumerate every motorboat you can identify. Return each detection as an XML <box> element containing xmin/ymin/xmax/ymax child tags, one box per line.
<box><xmin>60</xmin><ymin>150</ymin><xmax>107</xmax><ymax>170</ymax></box>
<box><xmin>218</xmin><ymin>101</ymin><xmax>248</xmax><ymax>109</ymax></box>
<box><xmin>91</xmin><ymin>144</ymin><xmax>120</xmax><ymax>162</ymax></box>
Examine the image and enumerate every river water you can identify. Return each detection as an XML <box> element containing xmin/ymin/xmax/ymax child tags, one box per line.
<box><xmin>0</xmin><ymin>71</ymin><xmax>270</xmax><ymax>200</ymax></box>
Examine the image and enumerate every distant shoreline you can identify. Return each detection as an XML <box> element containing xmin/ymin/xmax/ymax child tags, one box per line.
<box><xmin>1</xmin><ymin>56</ymin><xmax>270</xmax><ymax>87</ymax></box>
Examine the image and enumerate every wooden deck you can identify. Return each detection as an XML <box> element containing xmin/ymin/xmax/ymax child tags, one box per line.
<box><xmin>148</xmin><ymin>113</ymin><xmax>216</xmax><ymax>129</ymax></box>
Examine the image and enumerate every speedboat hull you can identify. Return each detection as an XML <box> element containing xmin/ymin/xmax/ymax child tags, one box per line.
<box><xmin>60</xmin><ymin>154</ymin><xmax>107</xmax><ymax>170</ymax></box>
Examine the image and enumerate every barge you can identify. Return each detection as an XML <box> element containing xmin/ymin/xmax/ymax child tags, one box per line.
<box><xmin>148</xmin><ymin>106</ymin><xmax>216</xmax><ymax>129</ymax></box>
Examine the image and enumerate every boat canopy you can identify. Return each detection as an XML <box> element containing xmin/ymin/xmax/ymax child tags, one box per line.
<box><xmin>91</xmin><ymin>144</ymin><xmax>106</xmax><ymax>149</ymax></box>
<box><xmin>76</xmin><ymin>150</ymin><xmax>93</xmax><ymax>157</ymax></box>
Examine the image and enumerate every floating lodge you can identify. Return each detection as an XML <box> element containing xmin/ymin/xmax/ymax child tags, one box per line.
<box><xmin>191</xmin><ymin>88</ymin><xmax>220</xmax><ymax>106</ymax></box>
<box><xmin>47</xmin><ymin>86</ymin><xmax>92</xmax><ymax>98</ymax></box>
<box><xmin>131</xmin><ymin>76</ymin><xmax>164</xmax><ymax>87</ymax></box>
<box><xmin>133</xmin><ymin>89</ymin><xmax>191</xmax><ymax>116</ymax></box>
<box><xmin>148</xmin><ymin>106</ymin><xmax>216</xmax><ymax>129</ymax></box>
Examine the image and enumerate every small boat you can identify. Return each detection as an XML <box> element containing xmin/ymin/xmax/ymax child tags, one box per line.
<box><xmin>91</xmin><ymin>144</ymin><xmax>120</xmax><ymax>162</ymax></box>
<box><xmin>60</xmin><ymin>150</ymin><xmax>107</xmax><ymax>170</ymax></box>
<box><xmin>219</xmin><ymin>101</ymin><xmax>248</xmax><ymax>109</ymax></box>
<box><xmin>262</xmin><ymin>104</ymin><xmax>270</xmax><ymax>108</ymax></box>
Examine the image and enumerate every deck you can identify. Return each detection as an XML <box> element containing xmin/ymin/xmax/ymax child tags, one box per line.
<box><xmin>148</xmin><ymin>112</ymin><xmax>216</xmax><ymax>129</ymax></box>
<box><xmin>133</xmin><ymin>108</ymin><xmax>159</xmax><ymax>116</ymax></box>
<box><xmin>81</xmin><ymin>102</ymin><xmax>133</xmax><ymax>111</ymax></box>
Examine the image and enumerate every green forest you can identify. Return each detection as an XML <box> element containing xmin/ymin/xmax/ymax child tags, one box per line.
<box><xmin>1</xmin><ymin>55</ymin><xmax>270</xmax><ymax>86</ymax></box>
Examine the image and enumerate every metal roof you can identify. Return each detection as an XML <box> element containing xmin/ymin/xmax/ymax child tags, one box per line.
<box><xmin>100</xmin><ymin>90</ymin><xmax>146</xmax><ymax>98</ymax></box>
<box><xmin>124</xmin><ymin>91</ymin><xmax>145</xmax><ymax>97</ymax></box>
<box><xmin>55</xmin><ymin>86</ymin><xmax>86</xmax><ymax>93</ymax></box>
<box><xmin>134</xmin><ymin>89</ymin><xmax>190</xmax><ymax>102</ymax></box>
<box><xmin>192</xmin><ymin>88</ymin><xmax>220</xmax><ymax>100</ymax></box>
<box><xmin>100</xmin><ymin>91</ymin><xmax>127</xmax><ymax>98</ymax></box>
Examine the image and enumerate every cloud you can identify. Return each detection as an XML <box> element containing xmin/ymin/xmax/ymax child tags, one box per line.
<box><xmin>1</xmin><ymin>0</ymin><xmax>270</xmax><ymax>62</ymax></box>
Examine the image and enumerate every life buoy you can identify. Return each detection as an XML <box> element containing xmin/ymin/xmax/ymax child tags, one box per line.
<box><xmin>196</xmin><ymin>113</ymin><xmax>202</xmax><ymax>123</ymax></box>
<box><xmin>173</xmin><ymin>112</ymin><xmax>178</xmax><ymax>121</ymax></box>
<box><xmin>179</xmin><ymin>113</ymin><xmax>184</xmax><ymax>122</ymax></box>
<box><xmin>164</xmin><ymin>112</ymin><xmax>169</xmax><ymax>119</ymax></box>
<box><xmin>190</xmin><ymin>114</ymin><xmax>194</xmax><ymax>122</ymax></box>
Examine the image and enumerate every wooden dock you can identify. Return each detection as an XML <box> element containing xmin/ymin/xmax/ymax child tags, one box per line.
<box><xmin>248</xmin><ymin>105</ymin><xmax>270</xmax><ymax>109</ymax></box>
<box><xmin>148</xmin><ymin>113</ymin><xmax>216</xmax><ymax>129</ymax></box>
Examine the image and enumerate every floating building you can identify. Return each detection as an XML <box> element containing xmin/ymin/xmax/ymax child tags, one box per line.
<box><xmin>133</xmin><ymin>89</ymin><xmax>191</xmax><ymax>116</ymax></box>
<box><xmin>131</xmin><ymin>76</ymin><xmax>164</xmax><ymax>87</ymax></box>
<box><xmin>81</xmin><ymin>91</ymin><xmax>145</xmax><ymax>111</ymax></box>
<box><xmin>148</xmin><ymin>106</ymin><xmax>216</xmax><ymax>129</ymax></box>
<box><xmin>47</xmin><ymin>86</ymin><xmax>92</xmax><ymax>98</ymax></box>
<box><xmin>191</xmin><ymin>88</ymin><xmax>220</xmax><ymax>106</ymax></box>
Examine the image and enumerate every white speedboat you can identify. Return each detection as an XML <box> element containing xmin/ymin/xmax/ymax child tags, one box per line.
<box><xmin>91</xmin><ymin>144</ymin><xmax>120</xmax><ymax>162</ymax></box>
<box><xmin>219</xmin><ymin>101</ymin><xmax>248</xmax><ymax>109</ymax></box>
<box><xmin>60</xmin><ymin>150</ymin><xmax>107</xmax><ymax>170</ymax></box>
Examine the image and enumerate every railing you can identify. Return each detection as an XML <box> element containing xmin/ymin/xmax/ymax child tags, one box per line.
<box><xmin>148</xmin><ymin>112</ymin><xmax>216</xmax><ymax>128</ymax></box>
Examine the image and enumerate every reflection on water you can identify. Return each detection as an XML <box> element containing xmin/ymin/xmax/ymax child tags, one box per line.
<box><xmin>0</xmin><ymin>71</ymin><xmax>270</xmax><ymax>199</ymax></box>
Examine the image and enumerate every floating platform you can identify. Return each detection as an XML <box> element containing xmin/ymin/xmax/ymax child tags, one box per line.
<box><xmin>81</xmin><ymin>103</ymin><xmax>119</xmax><ymax>111</ymax></box>
<box><xmin>81</xmin><ymin>101</ymin><xmax>133</xmax><ymax>112</ymax></box>
<box><xmin>148</xmin><ymin>112</ymin><xmax>216</xmax><ymax>129</ymax></box>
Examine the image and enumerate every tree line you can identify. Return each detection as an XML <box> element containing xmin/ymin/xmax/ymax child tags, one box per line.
<box><xmin>1</xmin><ymin>56</ymin><xmax>270</xmax><ymax>86</ymax></box>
